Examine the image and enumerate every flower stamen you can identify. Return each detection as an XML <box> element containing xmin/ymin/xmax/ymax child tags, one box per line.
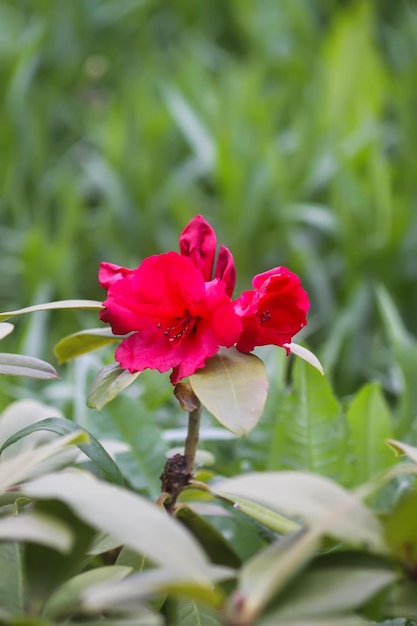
<box><xmin>257</xmin><ymin>309</ymin><xmax>271</xmax><ymax>325</ymax></box>
<box><xmin>162</xmin><ymin>315</ymin><xmax>200</xmax><ymax>343</ymax></box>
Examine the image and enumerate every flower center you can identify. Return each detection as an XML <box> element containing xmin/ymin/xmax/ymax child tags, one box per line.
<box><xmin>159</xmin><ymin>314</ymin><xmax>200</xmax><ymax>343</ymax></box>
<box><xmin>257</xmin><ymin>309</ymin><xmax>271</xmax><ymax>325</ymax></box>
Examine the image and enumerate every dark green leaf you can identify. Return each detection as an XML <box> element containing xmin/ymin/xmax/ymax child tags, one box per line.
<box><xmin>175</xmin><ymin>504</ymin><xmax>241</xmax><ymax>568</ymax></box>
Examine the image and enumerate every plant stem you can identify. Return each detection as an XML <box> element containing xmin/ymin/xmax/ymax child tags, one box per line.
<box><xmin>184</xmin><ymin>399</ymin><xmax>201</xmax><ymax>475</ymax></box>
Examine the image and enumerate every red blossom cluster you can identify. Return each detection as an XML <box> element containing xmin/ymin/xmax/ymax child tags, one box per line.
<box><xmin>99</xmin><ymin>215</ymin><xmax>309</xmax><ymax>384</ymax></box>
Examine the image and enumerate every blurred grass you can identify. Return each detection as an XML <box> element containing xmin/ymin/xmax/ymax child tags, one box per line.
<box><xmin>1</xmin><ymin>0</ymin><xmax>416</xmax><ymax>400</ymax></box>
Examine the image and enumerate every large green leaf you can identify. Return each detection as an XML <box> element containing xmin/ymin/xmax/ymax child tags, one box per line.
<box><xmin>0</xmin><ymin>512</ymin><xmax>73</xmax><ymax>553</ymax></box>
<box><xmin>0</xmin><ymin>431</ymin><xmax>88</xmax><ymax>492</ymax></box>
<box><xmin>213</xmin><ymin>471</ymin><xmax>386</xmax><ymax>552</ymax></box>
<box><xmin>0</xmin><ymin>417</ymin><xmax>124</xmax><ymax>486</ymax></box>
<box><xmin>53</xmin><ymin>327</ymin><xmax>121</xmax><ymax>363</ymax></box>
<box><xmin>189</xmin><ymin>347</ymin><xmax>268</xmax><ymax>436</ymax></box>
<box><xmin>0</xmin><ymin>300</ymin><xmax>103</xmax><ymax>322</ymax></box>
<box><xmin>87</xmin><ymin>362</ymin><xmax>141</xmax><ymax>411</ymax></box>
<box><xmin>267</xmin><ymin>358</ymin><xmax>346</xmax><ymax>481</ymax></box>
<box><xmin>21</xmin><ymin>470</ymin><xmax>231</xmax><ymax>584</ymax></box>
<box><xmin>0</xmin><ymin>354</ymin><xmax>58</xmax><ymax>379</ymax></box>
<box><xmin>346</xmin><ymin>382</ymin><xmax>395</xmax><ymax>486</ymax></box>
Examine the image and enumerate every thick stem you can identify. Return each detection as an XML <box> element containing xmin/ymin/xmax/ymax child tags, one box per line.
<box><xmin>184</xmin><ymin>400</ymin><xmax>201</xmax><ymax>475</ymax></box>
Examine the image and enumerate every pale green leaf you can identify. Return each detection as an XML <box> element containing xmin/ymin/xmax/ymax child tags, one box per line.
<box><xmin>0</xmin><ymin>417</ymin><xmax>124</xmax><ymax>486</ymax></box>
<box><xmin>386</xmin><ymin>438</ymin><xmax>417</xmax><ymax>464</ymax></box>
<box><xmin>235</xmin><ymin>530</ymin><xmax>321</xmax><ymax>623</ymax></box>
<box><xmin>0</xmin><ymin>299</ymin><xmax>103</xmax><ymax>322</ymax></box>
<box><xmin>84</xmin><ymin>566</ymin><xmax>230</xmax><ymax>611</ymax></box>
<box><xmin>0</xmin><ymin>512</ymin><xmax>73</xmax><ymax>552</ymax></box>
<box><xmin>189</xmin><ymin>347</ymin><xmax>268</xmax><ymax>436</ymax></box>
<box><xmin>54</xmin><ymin>327</ymin><xmax>121</xmax><ymax>364</ymax></box>
<box><xmin>268</xmin><ymin>358</ymin><xmax>346</xmax><ymax>481</ymax></box>
<box><xmin>213</xmin><ymin>471</ymin><xmax>386</xmax><ymax>552</ymax></box>
<box><xmin>226</xmin><ymin>496</ymin><xmax>300</xmax><ymax>535</ymax></box>
<box><xmin>0</xmin><ymin>431</ymin><xmax>88</xmax><ymax>492</ymax></box>
<box><xmin>0</xmin><ymin>399</ymin><xmax>64</xmax><ymax>459</ymax></box>
<box><xmin>284</xmin><ymin>342</ymin><xmax>324</xmax><ymax>375</ymax></box>
<box><xmin>87</xmin><ymin>362</ymin><xmax>141</xmax><ymax>411</ymax></box>
<box><xmin>0</xmin><ymin>323</ymin><xmax>14</xmax><ymax>340</ymax></box>
<box><xmin>0</xmin><ymin>354</ymin><xmax>58</xmax><ymax>379</ymax></box>
<box><xmin>346</xmin><ymin>382</ymin><xmax>395</xmax><ymax>486</ymax></box>
<box><xmin>263</xmin><ymin>563</ymin><xmax>396</xmax><ymax>622</ymax></box>
<box><xmin>21</xmin><ymin>470</ymin><xmax>229</xmax><ymax>583</ymax></box>
<box><xmin>43</xmin><ymin>565</ymin><xmax>132</xmax><ymax>618</ymax></box>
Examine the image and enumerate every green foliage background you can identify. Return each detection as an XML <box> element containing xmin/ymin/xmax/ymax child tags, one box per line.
<box><xmin>1</xmin><ymin>0</ymin><xmax>416</xmax><ymax>426</ymax></box>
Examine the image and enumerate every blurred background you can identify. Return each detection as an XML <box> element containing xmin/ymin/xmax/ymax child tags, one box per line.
<box><xmin>1</xmin><ymin>0</ymin><xmax>416</xmax><ymax>402</ymax></box>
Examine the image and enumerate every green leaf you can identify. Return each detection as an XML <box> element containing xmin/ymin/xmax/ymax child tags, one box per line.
<box><xmin>346</xmin><ymin>382</ymin><xmax>395</xmax><ymax>486</ymax></box>
<box><xmin>267</xmin><ymin>358</ymin><xmax>346</xmax><ymax>481</ymax></box>
<box><xmin>260</xmin><ymin>560</ymin><xmax>396</xmax><ymax>622</ymax></box>
<box><xmin>0</xmin><ymin>354</ymin><xmax>58</xmax><ymax>379</ymax></box>
<box><xmin>175</xmin><ymin>598</ymin><xmax>223</xmax><ymax>626</ymax></box>
<box><xmin>87</xmin><ymin>362</ymin><xmax>141</xmax><ymax>411</ymax></box>
<box><xmin>0</xmin><ymin>417</ymin><xmax>124</xmax><ymax>486</ymax></box>
<box><xmin>213</xmin><ymin>471</ymin><xmax>386</xmax><ymax>552</ymax></box>
<box><xmin>258</xmin><ymin>616</ymin><xmax>366</xmax><ymax>626</ymax></box>
<box><xmin>0</xmin><ymin>512</ymin><xmax>73</xmax><ymax>553</ymax></box>
<box><xmin>43</xmin><ymin>565</ymin><xmax>132</xmax><ymax>618</ymax></box>
<box><xmin>384</xmin><ymin>490</ymin><xmax>417</xmax><ymax>572</ymax></box>
<box><xmin>376</xmin><ymin>285</ymin><xmax>417</xmax><ymax>437</ymax></box>
<box><xmin>0</xmin><ymin>542</ymin><xmax>25</xmax><ymax>616</ymax></box>
<box><xmin>0</xmin><ymin>323</ymin><xmax>14</xmax><ymax>340</ymax></box>
<box><xmin>189</xmin><ymin>347</ymin><xmax>268</xmax><ymax>436</ymax></box>
<box><xmin>84</xmin><ymin>566</ymin><xmax>228</xmax><ymax>612</ymax></box>
<box><xmin>386</xmin><ymin>438</ymin><xmax>417</xmax><ymax>465</ymax></box>
<box><xmin>0</xmin><ymin>431</ymin><xmax>88</xmax><ymax>492</ymax></box>
<box><xmin>0</xmin><ymin>300</ymin><xmax>103</xmax><ymax>322</ymax></box>
<box><xmin>234</xmin><ymin>530</ymin><xmax>321</xmax><ymax>624</ymax></box>
<box><xmin>223</xmin><ymin>496</ymin><xmax>300</xmax><ymax>535</ymax></box>
<box><xmin>53</xmin><ymin>328</ymin><xmax>121</xmax><ymax>364</ymax></box>
<box><xmin>21</xmin><ymin>470</ymin><xmax>231</xmax><ymax>583</ymax></box>
<box><xmin>175</xmin><ymin>505</ymin><xmax>241</xmax><ymax>568</ymax></box>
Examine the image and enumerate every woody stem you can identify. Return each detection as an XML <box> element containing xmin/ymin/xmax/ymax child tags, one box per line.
<box><xmin>184</xmin><ymin>399</ymin><xmax>201</xmax><ymax>475</ymax></box>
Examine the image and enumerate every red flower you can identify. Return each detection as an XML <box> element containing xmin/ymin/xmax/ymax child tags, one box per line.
<box><xmin>234</xmin><ymin>267</ymin><xmax>309</xmax><ymax>353</ymax></box>
<box><xmin>179</xmin><ymin>215</ymin><xmax>236</xmax><ymax>296</ymax></box>
<box><xmin>99</xmin><ymin>252</ymin><xmax>241</xmax><ymax>384</ymax></box>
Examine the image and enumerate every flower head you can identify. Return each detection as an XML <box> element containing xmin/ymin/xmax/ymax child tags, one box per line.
<box><xmin>179</xmin><ymin>215</ymin><xmax>236</xmax><ymax>296</ymax></box>
<box><xmin>234</xmin><ymin>267</ymin><xmax>309</xmax><ymax>353</ymax></box>
<box><xmin>99</xmin><ymin>251</ymin><xmax>241</xmax><ymax>384</ymax></box>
